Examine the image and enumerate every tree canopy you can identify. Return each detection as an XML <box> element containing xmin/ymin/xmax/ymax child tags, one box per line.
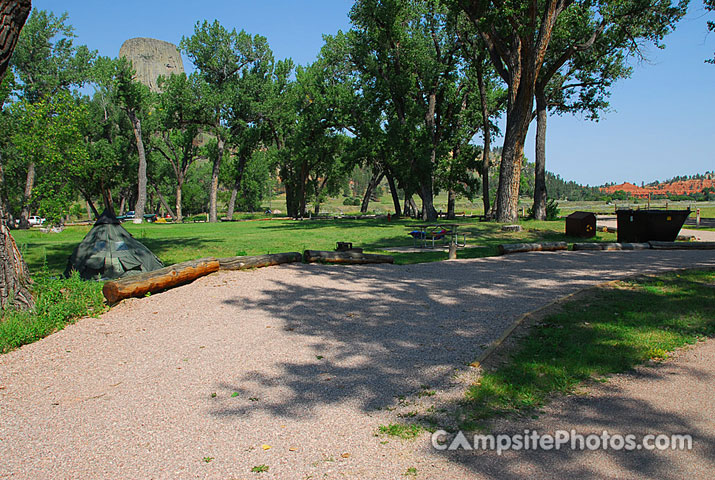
<box><xmin>0</xmin><ymin>2</ymin><xmax>695</xmax><ymax>235</ymax></box>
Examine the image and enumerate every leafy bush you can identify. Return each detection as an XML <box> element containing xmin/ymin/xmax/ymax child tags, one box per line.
<box><xmin>343</xmin><ymin>197</ymin><xmax>361</xmax><ymax>206</ymax></box>
<box><xmin>0</xmin><ymin>271</ymin><xmax>107</xmax><ymax>354</ymax></box>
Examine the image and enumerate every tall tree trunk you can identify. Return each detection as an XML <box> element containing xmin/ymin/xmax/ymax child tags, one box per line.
<box><xmin>118</xmin><ymin>195</ymin><xmax>126</xmax><ymax>216</ymax></box>
<box><xmin>447</xmin><ymin>189</ymin><xmax>456</xmax><ymax>219</ymax></box>
<box><xmin>227</xmin><ymin>184</ymin><xmax>239</xmax><ymax>220</ymax></box>
<box><xmin>18</xmin><ymin>162</ymin><xmax>35</xmax><ymax>229</ymax></box>
<box><xmin>298</xmin><ymin>160</ymin><xmax>308</xmax><ymax>218</ymax></box>
<box><xmin>151</xmin><ymin>180</ymin><xmax>175</xmax><ymax>219</ymax></box>
<box><xmin>314</xmin><ymin>198</ymin><xmax>321</xmax><ymax>215</ymax></box>
<box><xmin>80</xmin><ymin>191</ymin><xmax>99</xmax><ymax>219</ymax></box>
<box><xmin>175</xmin><ymin>177</ymin><xmax>183</xmax><ymax>222</ymax></box>
<box><xmin>402</xmin><ymin>195</ymin><xmax>412</xmax><ymax>218</ymax></box>
<box><xmin>403</xmin><ymin>195</ymin><xmax>418</xmax><ymax>218</ymax></box>
<box><xmin>101</xmin><ymin>181</ymin><xmax>114</xmax><ymax>214</ymax></box>
<box><xmin>462</xmin><ymin>1</ymin><xmax>559</xmax><ymax>224</ymax></box>
<box><xmin>0</xmin><ymin>217</ymin><xmax>33</xmax><ymax>310</ymax></box>
<box><xmin>422</xmin><ymin>89</ymin><xmax>439</xmax><ymax>222</ymax></box>
<box><xmin>532</xmin><ymin>85</ymin><xmax>548</xmax><ymax>220</ymax></box>
<box><xmin>313</xmin><ymin>177</ymin><xmax>328</xmax><ymax>216</ymax></box>
<box><xmin>284</xmin><ymin>182</ymin><xmax>300</xmax><ymax>218</ymax></box>
<box><xmin>208</xmin><ymin>134</ymin><xmax>224</xmax><ymax>223</ymax></box>
<box><xmin>420</xmin><ymin>178</ymin><xmax>437</xmax><ymax>221</ymax></box>
<box><xmin>0</xmin><ymin>0</ymin><xmax>34</xmax><ymax>310</ymax></box>
<box><xmin>226</xmin><ymin>155</ymin><xmax>247</xmax><ymax>221</ymax></box>
<box><xmin>128</xmin><ymin>110</ymin><xmax>147</xmax><ymax>224</ymax></box>
<box><xmin>476</xmin><ymin>61</ymin><xmax>492</xmax><ymax>218</ymax></box>
<box><xmin>496</xmin><ymin>88</ymin><xmax>533</xmax><ymax>223</ymax></box>
<box><xmin>361</xmin><ymin>170</ymin><xmax>384</xmax><ymax>214</ymax></box>
<box><xmin>385</xmin><ymin>169</ymin><xmax>401</xmax><ymax>216</ymax></box>
<box><xmin>0</xmin><ymin>0</ymin><xmax>31</xmax><ymax>79</ymax></box>
<box><xmin>147</xmin><ymin>190</ymin><xmax>154</xmax><ymax>216</ymax></box>
<box><xmin>0</xmin><ymin>151</ymin><xmax>7</xmax><ymax>225</ymax></box>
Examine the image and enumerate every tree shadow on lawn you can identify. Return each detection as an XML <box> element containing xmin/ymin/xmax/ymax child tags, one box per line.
<box><xmin>133</xmin><ymin>236</ymin><xmax>225</xmax><ymax>263</ymax></box>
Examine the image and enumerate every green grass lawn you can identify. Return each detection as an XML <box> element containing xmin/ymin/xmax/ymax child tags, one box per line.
<box><xmin>11</xmin><ymin>217</ymin><xmax>617</xmax><ymax>275</ymax></box>
<box><xmin>2</xmin><ymin>215</ymin><xmax>616</xmax><ymax>354</ymax></box>
<box><xmin>0</xmin><ymin>272</ymin><xmax>106</xmax><ymax>354</ymax></box>
<box><xmin>459</xmin><ymin>269</ymin><xmax>715</xmax><ymax>429</ymax></box>
<box><xmin>300</xmin><ymin>193</ymin><xmax>715</xmax><ymax>219</ymax></box>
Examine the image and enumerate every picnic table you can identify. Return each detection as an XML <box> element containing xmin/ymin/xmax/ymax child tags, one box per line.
<box><xmin>409</xmin><ymin>223</ymin><xmax>468</xmax><ymax>248</ymax></box>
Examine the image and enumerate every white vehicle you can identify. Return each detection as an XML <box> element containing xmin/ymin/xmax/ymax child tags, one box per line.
<box><xmin>28</xmin><ymin>216</ymin><xmax>46</xmax><ymax>226</ymax></box>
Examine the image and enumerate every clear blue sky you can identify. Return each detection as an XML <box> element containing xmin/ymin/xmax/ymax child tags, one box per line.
<box><xmin>32</xmin><ymin>0</ymin><xmax>715</xmax><ymax>187</ymax></box>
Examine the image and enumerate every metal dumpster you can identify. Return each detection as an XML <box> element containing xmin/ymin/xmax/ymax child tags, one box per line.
<box><xmin>566</xmin><ymin>211</ymin><xmax>596</xmax><ymax>238</ymax></box>
<box><xmin>616</xmin><ymin>209</ymin><xmax>690</xmax><ymax>243</ymax></box>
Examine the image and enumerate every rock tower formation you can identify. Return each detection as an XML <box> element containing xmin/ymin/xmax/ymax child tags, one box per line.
<box><xmin>119</xmin><ymin>37</ymin><xmax>184</xmax><ymax>92</ymax></box>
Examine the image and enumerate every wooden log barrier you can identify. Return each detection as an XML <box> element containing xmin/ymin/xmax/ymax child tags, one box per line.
<box><xmin>103</xmin><ymin>257</ymin><xmax>220</xmax><ymax>304</ymax></box>
<box><xmin>218</xmin><ymin>252</ymin><xmax>302</xmax><ymax>270</ymax></box>
<box><xmin>649</xmin><ymin>241</ymin><xmax>715</xmax><ymax>250</ymax></box>
<box><xmin>573</xmin><ymin>242</ymin><xmax>650</xmax><ymax>251</ymax></box>
<box><xmin>303</xmin><ymin>250</ymin><xmax>394</xmax><ymax>264</ymax></box>
<box><xmin>498</xmin><ymin>242</ymin><xmax>568</xmax><ymax>255</ymax></box>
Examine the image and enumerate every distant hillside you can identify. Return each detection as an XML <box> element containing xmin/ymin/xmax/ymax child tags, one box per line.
<box><xmin>470</xmin><ymin>155</ymin><xmax>713</xmax><ymax>202</ymax></box>
<box><xmin>516</xmin><ymin>161</ymin><xmax>608</xmax><ymax>201</ymax></box>
<box><xmin>601</xmin><ymin>172</ymin><xmax>715</xmax><ymax>200</ymax></box>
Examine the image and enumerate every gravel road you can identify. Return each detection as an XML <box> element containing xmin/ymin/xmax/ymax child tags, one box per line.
<box><xmin>1</xmin><ymin>250</ymin><xmax>713</xmax><ymax>479</ymax></box>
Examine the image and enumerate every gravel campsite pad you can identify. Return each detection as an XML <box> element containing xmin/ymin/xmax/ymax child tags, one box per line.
<box><xmin>1</xmin><ymin>250</ymin><xmax>714</xmax><ymax>479</ymax></box>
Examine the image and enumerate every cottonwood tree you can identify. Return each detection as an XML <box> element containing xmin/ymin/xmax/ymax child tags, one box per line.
<box><xmin>284</xmin><ymin>37</ymin><xmax>359</xmax><ymax>217</ymax></box>
<box><xmin>10</xmin><ymin>8</ymin><xmax>95</xmax><ymax>228</ymax></box>
<box><xmin>10</xmin><ymin>92</ymin><xmax>89</xmax><ymax>225</ymax></box>
<box><xmin>456</xmin><ymin>0</ymin><xmax>687</xmax><ymax>222</ymax></box>
<box><xmin>80</xmin><ymin>78</ymin><xmax>135</xmax><ymax>216</ymax></box>
<box><xmin>251</xmin><ymin>59</ymin><xmax>297</xmax><ymax>214</ymax></box>
<box><xmin>153</xmin><ymin>73</ymin><xmax>201</xmax><ymax>222</ymax></box>
<box><xmin>456</xmin><ymin>24</ymin><xmax>508</xmax><ymax>217</ymax></box>
<box><xmin>181</xmin><ymin>21</ymin><xmax>273</xmax><ymax>222</ymax></box>
<box><xmin>223</xmin><ymin>125</ymin><xmax>264</xmax><ymax>219</ymax></box>
<box><xmin>111</xmin><ymin>57</ymin><xmax>153</xmax><ymax>223</ymax></box>
<box><xmin>530</xmin><ymin>1</ymin><xmax>686</xmax><ymax>219</ymax></box>
<box><xmin>350</xmin><ymin>0</ymin><xmax>485</xmax><ymax>221</ymax></box>
<box><xmin>325</xmin><ymin>31</ymin><xmax>405</xmax><ymax>215</ymax></box>
<box><xmin>0</xmin><ymin>0</ymin><xmax>33</xmax><ymax>310</ymax></box>
<box><xmin>474</xmin><ymin>53</ymin><xmax>505</xmax><ymax>216</ymax></box>
<box><xmin>222</xmin><ymin>38</ymin><xmax>275</xmax><ymax>219</ymax></box>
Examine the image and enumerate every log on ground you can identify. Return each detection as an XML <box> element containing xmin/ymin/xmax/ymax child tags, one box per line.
<box><xmin>648</xmin><ymin>241</ymin><xmax>715</xmax><ymax>250</ymax></box>
<box><xmin>303</xmin><ymin>250</ymin><xmax>394</xmax><ymax>264</ymax></box>
<box><xmin>498</xmin><ymin>242</ymin><xmax>568</xmax><ymax>255</ymax></box>
<box><xmin>103</xmin><ymin>257</ymin><xmax>220</xmax><ymax>304</ymax></box>
<box><xmin>573</xmin><ymin>242</ymin><xmax>651</xmax><ymax>251</ymax></box>
<box><xmin>218</xmin><ymin>252</ymin><xmax>302</xmax><ymax>270</ymax></box>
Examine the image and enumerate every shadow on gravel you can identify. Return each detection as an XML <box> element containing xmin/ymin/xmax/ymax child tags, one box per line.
<box><xmin>433</xmin><ymin>361</ymin><xmax>715</xmax><ymax>480</ymax></box>
<box><xmin>212</xmin><ymin>251</ymin><xmax>715</xmax><ymax>478</ymax></box>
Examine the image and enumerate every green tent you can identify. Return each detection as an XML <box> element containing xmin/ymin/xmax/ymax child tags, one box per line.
<box><xmin>64</xmin><ymin>209</ymin><xmax>164</xmax><ymax>280</ymax></box>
